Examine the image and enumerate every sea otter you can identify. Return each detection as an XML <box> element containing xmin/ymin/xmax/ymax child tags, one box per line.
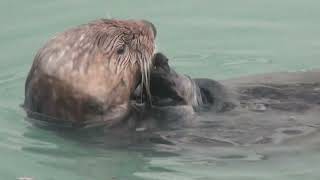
<box><xmin>24</xmin><ymin>19</ymin><xmax>320</xmax><ymax>146</ymax></box>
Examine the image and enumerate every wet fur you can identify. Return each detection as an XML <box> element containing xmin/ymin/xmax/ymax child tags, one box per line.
<box><xmin>24</xmin><ymin>19</ymin><xmax>156</xmax><ymax>126</ymax></box>
<box><xmin>23</xmin><ymin>20</ymin><xmax>320</xmax><ymax>147</ymax></box>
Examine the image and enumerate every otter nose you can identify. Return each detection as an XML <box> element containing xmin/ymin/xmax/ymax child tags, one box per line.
<box><xmin>142</xmin><ymin>20</ymin><xmax>157</xmax><ymax>38</ymax></box>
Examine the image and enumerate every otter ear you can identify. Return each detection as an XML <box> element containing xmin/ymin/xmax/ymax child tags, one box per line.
<box><xmin>141</xmin><ymin>20</ymin><xmax>157</xmax><ymax>38</ymax></box>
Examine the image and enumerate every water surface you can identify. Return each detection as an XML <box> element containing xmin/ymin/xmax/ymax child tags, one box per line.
<box><xmin>1</xmin><ymin>0</ymin><xmax>320</xmax><ymax>179</ymax></box>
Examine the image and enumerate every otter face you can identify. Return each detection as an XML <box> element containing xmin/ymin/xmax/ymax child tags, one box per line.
<box><xmin>95</xmin><ymin>19</ymin><xmax>156</xmax><ymax>72</ymax></box>
<box><xmin>24</xmin><ymin>19</ymin><xmax>157</xmax><ymax>126</ymax></box>
<box><xmin>94</xmin><ymin>19</ymin><xmax>156</xmax><ymax>99</ymax></box>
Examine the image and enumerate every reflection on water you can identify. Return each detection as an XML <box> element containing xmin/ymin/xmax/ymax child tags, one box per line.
<box><xmin>1</xmin><ymin>0</ymin><xmax>320</xmax><ymax>179</ymax></box>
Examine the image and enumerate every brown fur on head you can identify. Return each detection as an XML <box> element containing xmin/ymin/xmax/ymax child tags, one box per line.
<box><xmin>24</xmin><ymin>19</ymin><xmax>156</xmax><ymax>125</ymax></box>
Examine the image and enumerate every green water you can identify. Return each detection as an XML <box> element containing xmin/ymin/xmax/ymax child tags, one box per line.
<box><xmin>1</xmin><ymin>0</ymin><xmax>320</xmax><ymax>179</ymax></box>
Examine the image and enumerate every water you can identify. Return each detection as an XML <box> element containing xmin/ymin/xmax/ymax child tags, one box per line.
<box><xmin>1</xmin><ymin>0</ymin><xmax>320</xmax><ymax>179</ymax></box>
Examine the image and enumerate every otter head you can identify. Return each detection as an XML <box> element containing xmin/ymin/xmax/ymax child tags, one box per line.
<box><xmin>24</xmin><ymin>19</ymin><xmax>157</xmax><ymax>127</ymax></box>
<box><xmin>88</xmin><ymin>19</ymin><xmax>157</xmax><ymax>125</ymax></box>
<box><xmin>92</xmin><ymin>19</ymin><xmax>156</xmax><ymax>103</ymax></box>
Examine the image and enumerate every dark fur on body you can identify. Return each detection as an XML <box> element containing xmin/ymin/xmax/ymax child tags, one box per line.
<box><xmin>148</xmin><ymin>53</ymin><xmax>320</xmax><ymax>114</ymax></box>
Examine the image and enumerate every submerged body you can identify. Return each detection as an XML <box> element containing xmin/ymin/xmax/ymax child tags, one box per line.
<box><xmin>26</xmin><ymin>52</ymin><xmax>320</xmax><ymax>147</ymax></box>
<box><xmin>143</xmin><ymin>53</ymin><xmax>320</xmax><ymax>146</ymax></box>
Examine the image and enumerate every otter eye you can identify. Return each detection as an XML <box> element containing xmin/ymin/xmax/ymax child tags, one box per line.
<box><xmin>116</xmin><ymin>45</ymin><xmax>126</xmax><ymax>55</ymax></box>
